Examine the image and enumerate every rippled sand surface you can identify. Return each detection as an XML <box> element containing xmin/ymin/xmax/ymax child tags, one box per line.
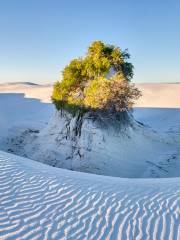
<box><xmin>0</xmin><ymin>151</ymin><xmax>180</xmax><ymax>240</ymax></box>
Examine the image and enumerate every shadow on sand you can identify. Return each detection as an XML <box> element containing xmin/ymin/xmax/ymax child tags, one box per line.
<box><xmin>0</xmin><ymin>93</ymin><xmax>54</xmax><ymax>140</ymax></box>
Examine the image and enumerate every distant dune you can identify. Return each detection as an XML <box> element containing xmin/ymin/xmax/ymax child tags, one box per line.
<box><xmin>0</xmin><ymin>81</ymin><xmax>40</xmax><ymax>86</ymax></box>
<box><xmin>0</xmin><ymin>82</ymin><xmax>53</xmax><ymax>103</ymax></box>
<box><xmin>0</xmin><ymin>82</ymin><xmax>179</xmax><ymax>107</ymax></box>
<box><xmin>136</xmin><ymin>83</ymin><xmax>180</xmax><ymax>108</ymax></box>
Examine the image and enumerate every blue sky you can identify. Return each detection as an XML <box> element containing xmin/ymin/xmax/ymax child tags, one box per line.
<box><xmin>0</xmin><ymin>0</ymin><xmax>180</xmax><ymax>83</ymax></box>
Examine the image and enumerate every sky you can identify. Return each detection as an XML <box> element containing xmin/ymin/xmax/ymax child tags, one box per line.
<box><xmin>0</xmin><ymin>0</ymin><xmax>180</xmax><ymax>84</ymax></box>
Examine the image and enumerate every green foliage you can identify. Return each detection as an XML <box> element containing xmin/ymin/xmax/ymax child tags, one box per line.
<box><xmin>52</xmin><ymin>40</ymin><xmax>140</xmax><ymax>115</ymax></box>
<box><xmin>84</xmin><ymin>77</ymin><xmax>110</xmax><ymax>109</ymax></box>
<box><xmin>56</xmin><ymin>59</ymin><xmax>85</xmax><ymax>100</ymax></box>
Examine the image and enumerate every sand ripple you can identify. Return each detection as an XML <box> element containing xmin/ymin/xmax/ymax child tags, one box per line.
<box><xmin>0</xmin><ymin>151</ymin><xmax>180</xmax><ymax>240</ymax></box>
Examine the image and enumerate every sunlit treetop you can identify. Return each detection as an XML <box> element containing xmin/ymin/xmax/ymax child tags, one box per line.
<box><xmin>52</xmin><ymin>41</ymin><xmax>140</xmax><ymax>115</ymax></box>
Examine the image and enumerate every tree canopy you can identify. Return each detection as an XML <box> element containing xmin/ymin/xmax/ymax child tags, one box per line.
<box><xmin>52</xmin><ymin>41</ymin><xmax>141</xmax><ymax>114</ymax></box>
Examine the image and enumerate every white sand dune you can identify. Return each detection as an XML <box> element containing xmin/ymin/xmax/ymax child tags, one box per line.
<box><xmin>0</xmin><ymin>151</ymin><xmax>180</xmax><ymax>240</ymax></box>
<box><xmin>0</xmin><ymin>82</ymin><xmax>53</xmax><ymax>103</ymax></box>
<box><xmin>1</xmin><ymin>83</ymin><xmax>180</xmax><ymax>178</ymax></box>
<box><xmin>0</xmin><ymin>82</ymin><xmax>180</xmax><ymax>239</ymax></box>
<box><xmin>136</xmin><ymin>83</ymin><xmax>180</xmax><ymax>108</ymax></box>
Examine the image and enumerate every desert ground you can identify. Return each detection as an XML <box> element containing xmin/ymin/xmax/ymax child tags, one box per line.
<box><xmin>0</xmin><ymin>82</ymin><xmax>179</xmax><ymax>239</ymax></box>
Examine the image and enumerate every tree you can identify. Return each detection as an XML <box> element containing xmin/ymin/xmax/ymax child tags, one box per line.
<box><xmin>52</xmin><ymin>41</ymin><xmax>141</xmax><ymax>114</ymax></box>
